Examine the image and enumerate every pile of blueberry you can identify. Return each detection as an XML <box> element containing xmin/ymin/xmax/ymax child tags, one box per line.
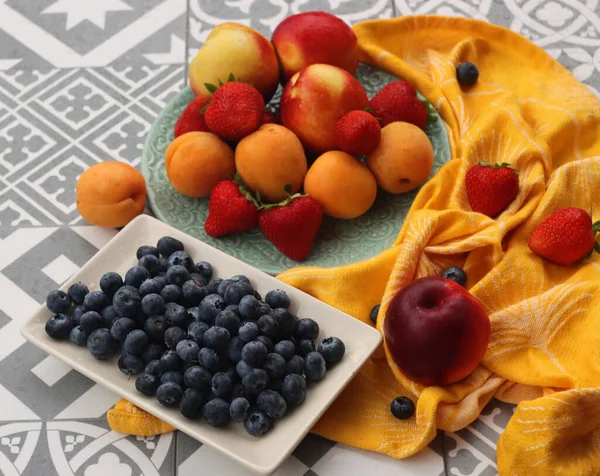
<box><xmin>44</xmin><ymin>236</ymin><xmax>346</xmax><ymax>436</ymax></box>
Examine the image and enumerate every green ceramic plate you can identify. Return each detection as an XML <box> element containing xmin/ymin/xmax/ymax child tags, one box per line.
<box><xmin>141</xmin><ymin>63</ymin><xmax>452</xmax><ymax>275</ymax></box>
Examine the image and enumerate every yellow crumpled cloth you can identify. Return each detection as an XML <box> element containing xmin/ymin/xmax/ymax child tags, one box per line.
<box><xmin>109</xmin><ymin>15</ymin><xmax>600</xmax><ymax>475</ymax></box>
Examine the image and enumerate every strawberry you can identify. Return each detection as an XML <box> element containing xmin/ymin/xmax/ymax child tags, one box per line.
<box><xmin>335</xmin><ymin>110</ymin><xmax>381</xmax><ymax>156</ymax></box>
<box><xmin>259</xmin><ymin>194</ymin><xmax>323</xmax><ymax>261</ymax></box>
<box><xmin>369</xmin><ymin>80</ymin><xmax>427</xmax><ymax>129</ymax></box>
<box><xmin>465</xmin><ymin>162</ymin><xmax>519</xmax><ymax>217</ymax></box>
<box><xmin>204</xmin><ymin>80</ymin><xmax>265</xmax><ymax>142</ymax></box>
<box><xmin>262</xmin><ymin>110</ymin><xmax>279</xmax><ymax>125</ymax></box>
<box><xmin>174</xmin><ymin>96</ymin><xmax>211</xmax><ymax>137</ymax></box>
<box><xmin>528</xmin><ymin>208</ymin><xmax>600</xmax><ymax>266</ymax></box>
<box><xmin>204</xmin><ymin>180</ymin><xmax>259</xmax><ymax>238</ymax></box>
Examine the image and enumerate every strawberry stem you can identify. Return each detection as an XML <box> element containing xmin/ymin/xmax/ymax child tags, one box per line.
<box><xmin>477</xmin><ymin>161</ymin><xmax>518</xmax><ymax>174</ymax></box>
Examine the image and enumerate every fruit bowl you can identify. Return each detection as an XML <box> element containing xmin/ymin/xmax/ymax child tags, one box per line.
<box><xmin>141</xmin><ymin>63</ymin><xmax>452</xmax><ymax>275</ymax></box>
<box><xmin>20</xmin><ymin>215</ymin><xmax>382</xmax><ymax>475</ymax></box>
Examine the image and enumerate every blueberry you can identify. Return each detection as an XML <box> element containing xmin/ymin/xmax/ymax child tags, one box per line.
<box><xmin>231</xmin><ymin>275</ymin><xmax>250</xmax><ymax>284</ymax></box>
<box><xmin>391</xmin><ymin>396</ymin><xmax>415</xmax><ymax>419</ymax></box>
<box><xmin>215</xmin><ymin>309</ymin><xmax>240</xmax><ymax>335</ymax></box>
<box><xmin>370</xmin><ymin>304</ymin><xmax>380</xmax><ymax>324</ymax></box>
<box><xmin>137</xmin><ymin>245</ymin><xmax>159</xmax><ymax>259</ymax></box>
<box><xmin>198</xmin><ymin>347</ymin><xmax>220</xmax><ymax>373</ymax></box>
<box><xmin>265</xmin><ymin>289</ymin><xmax>290</xmax><ymax>310</ymax></box>
<box><xmin>189</xmin><ymin>273</ymin><xmax>208</xmax><ymax>287</ymax></box>
<box><xmin>224</xmin><ymin>304</ymin><xmax>240</xmax><ymax>317</ymax></box>
<box><xmin>236</xmin><ymin>360</ymin><xmax>253</xmax><ymax>379</ymax></box>
<box><xmin>238</xmin><ymin>322</ymin><xmax>259</xmax><ymax>343</ymax></box>
<box><xmin>71</xmin><ymin>305</ymin><xmax>85</xmax><ymax>325</ymax></box>
<box><xmin>79</xmin><ymin>311</ymin><xmax>103</xmax><ymax>333</ymax></box>
<box><xmin>167</xmin><ymin>250</ymin><xmax>193</xmax><ymax>271</ymax></box>
<box><xmin>135</xmin><ymin>374</ymin><xmax>160</xmax><ymax>396</ymax></box>
<box><xmin>153</xmin><ymin>275</ymin><xmax>168</xmax><ymax>290</ymax></box>
<box><xmin>244</xmin><ymin>411</ymin><xmax>272</xmax><ymax>437</ymax></box>
<box><xmin>211</xmin><ymin>372</ymin><xmax>233</xmax><ymax>399</ymax></box>
<box><xmin>286</xmin><ymin>355</ymin><xmax>304</xmax><ymax>375</ymax></box>
<box><xmin>166</xmin><ymin>265</ymin><xmax>190</xmax><ymax>287</ymax></box>
<box><xmin>100</xmin><ymin>272</ymin><xmax>124</xmax><ymax>298</ymax></box>
<box><xmin>82</xmin><ymin>291</ymin><xmax>106</xmax><ymax>312</ymax></box>
<box><xmin>254</xmin><ymin>290</ymin><xmax>262</xmax><ymax>301</ymax></box>
<box><xmin>257</xmin><ymin>390</ymin><xmax>287</xmax><ymax>419</ymax></box>
<box><xmin>295</xmin><ymin>318</ymin><xmax>319</xmax><ymax>340</ymax></box>
<box><xmin>181</xmin><ymin>281</ymin><xmax>206</xmax><ymax>307</ymax></box>
<box><xmin>67</xmin><ymin>282</ymin><xmax>89</xmax><ymax>305</ymax></box>
<box><xmin>123</xmin><ymin>329</ymin><xmax>149</xmax><ymax>355</ymax></box>
<box><xmin>256</xmin><ymin>335</ymin><xmax>274</xmax><ymax>353</ymax></box>
<box><xmin>242</xmin><ymin>341</ymin><xmax>268</xmax><ymax>367</ymax></box>
<box><xmin>160</xmin><ymin>349</ymin><xmax>182</xmax><ymax>372</ymax></box>
<box><xmin>274</xmin><ymin>340</ymin><xmax>296</xmax><ymax>360</ymax></box>
<box><xmin>165</xmin><ymin>302</ymin><xmax>187</xmax><ymax>327</ymax></box>
<box><xmin>157</xmin><ymin>236</ymin><xmax>184</xmax><ymax>258</ymax></box>
<box><xmin>69</xmin><ymin>326</ymin><xmax>89</xmax><ymax>346</ymax></box>
<box><xmin>263</xmin><ymin>353</ymin><xmax>286</xmax><ymax>380</ymax></box>
<box><xmin>271</xmin><ymin>308</ymin><xmax>296</xmax><ymax>340</ymax></box>
<box><xmin>161</xmin><ymin>370</ymin><xmax>184</xmax><ymax>387</ymax></box>
<box><xmin>206</xmin><ymin>278</ymin><xmax>222</xmax><ymax>295</ymax></box>
<box><xmin>227</xmin><ymin>336</ymin><xmax>244</xmax><ymax>363</ymax></box>
<box><xmin>224</xmin><ymin>281</ymin><xmax>253</xmax><ymax>306</ymax></box>
<box><xmin>238</xmin><ymin>295</ymin><xmax>260</xmax><ymax>320</ymax></box>
<box><xmin>144</xmin><ymin>315</ymin><xmax>167</xmax><ymax>342</ymax></box>
<box><xmin>180</xmin><ymin>388</ymin><xmax>206</xmax><ymax>419</ymax></box>
<box><xmin>145</xmin><ymin>360</ymin><xmax>163</xmax><ymax>377</ymax></box>
<box><xmin>156</xmin><ymin>382</ymin><xmax>183</xmax><ymax>407</ymax></box>
<box><xmin>100</xmin><ymin>305</ymin><xmax>118</xmax><ymax>327</ymax></box>
<box><xmin>257</xmin><ymin>314</ymin><xmax>279</xmax><ymax>340</ymax></box>
<box><xmin>258</xmin><ymin>302</ymin><xmax>272</xmax><ymax>316</ymax></box>
<box><xmin>111</xmin><ymin>317</ymin><xmax>136</xmax><ymax>341</ymax></box>
<box><xmin>242</xmin><ymin>368</ymin><xmax>269</xmax><ymax>396</ymax></box>
<box><xmin>318</xmin><ymin>337</ymin><xmax>345</xmax><ymax>365</ymax></box>
<box><xmin>87</xmin><ymin>328</ymin><xmax>118</xmax><ymax>360</ymax></box>
<box><xmin>297</xmin><ymin>338</ymin><xmax>315</xmax><ymax>357</ymax></box>
<box><xmin>441</xmin><ymin>267</ymin><xmax>467</xmax><ymax>287</ymax></box>
<box><xmin>187</xmin><ymin>307</ymin><xmax>201</xmax><ymax>321</ymax></box>
<box><xmin>143</xmin><ymin>342</ymin><xmax>167</xmax><ymax>363</ymax></box>
<box><xmin>203</xmin><ymin>326</ymin><xmax>231</xmax><ymax>350</ymax></box>
<box><xmin>138</xmin><ymin>279</ymin><xmax>160</xmax><ymax>297</ymax></box>
<box><xmin>161</xmin><ymin>284</ymin><xmax>182</xmax><ymax>303</ymax></box>
<box><xmin>187</xmin><ymin>321</ymin><xmax>208</xmax><ymax>345</ymax></box>
<box><xmin>191</xmin><ymin>261</ymin><xmax>213</xmax><ymax>280</ymax></box>
<box><xmin>118</xmin><ymin>354</ymin><xmax>145</xmax><ymax>376</ymax></box>
<box><xmin>184</xmin><ymin>365</ymin><xmax>212</xmax><ymax>390</ymax></box>
<box><xmin>164</xmin><ymin>326</ymin><xmax>186</xmax><ymax>349</ymax></box>
<box><xmin>456</xmin><ymin>62</ymin><xmax>479</xmax><ymax>86</ymax></box>
<box><xmin>125</xmin><ymin>266</ymin><xmax>151</xmax><ymax>288</ymax></box>
<box><xmin>138</xmin><ymin>254</ymin><xmax>161</xmax><ymax>276</ymax></box>
<box><xmin>203</xmin><ymin>398</ymin><xmax>231</xmax><ymax>427</ymax></box>
<box><xmin>113</xmin><ymin>287</ymin><xmax>141</xmax><ymax>318</ymax></box>
<box><xmin>176</xmin><ymin>339</ymin><xmax>200</xmax><ymax>362</ymax></box>
<box><xmin>217</xmin><ymin>279</ymin><xmax>233</xmax><ymax>297</ymax></box>
<box><xmin>230</xmin><ymin>397</ymin><xmax>250</xmax><ymax>422</ymax></box>
<box><xmin>282</xmin><ymin>373</ymin><xmax>307</xmax><ymax>405</ymax></box>
<box><xmin>304</xmin><ymin>352</ymin><xmax>326</xmax><ymax>381</ymax></box>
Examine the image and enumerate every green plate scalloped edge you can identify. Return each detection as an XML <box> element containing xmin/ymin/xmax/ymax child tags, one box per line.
<box><xmin>141</xmin><ymin>63</ymin><xmax>452</xmax><ymax>275</ymax></box>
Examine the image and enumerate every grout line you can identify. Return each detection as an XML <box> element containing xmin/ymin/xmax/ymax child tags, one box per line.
<box><xmin>391</xmin><ymin>0</ymin><xmax>397</xmax><ymax>18</ymax></box>
<box><xmin>441</xmin><ymin>431</ymin><xmax>450</xmax><ymax>476</ymax></box>
<box><xmin>183</xmin><ymin>0</ymin><xmax>191</xmax><ymax>87</ymax></box>
<box><xmin>173</xmin><ymin>430</ymin><xmax>179</xmax><ymax>475</ymax></box>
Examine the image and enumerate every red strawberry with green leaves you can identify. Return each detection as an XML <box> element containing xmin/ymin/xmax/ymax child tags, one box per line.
<box><xmin>335</xmin><ymin>109</ymin><xmax>381</xmax><ymax>156</ymax></box>
<box><xmin>528</xmin><ymin>207</ymin><xmax>600</xmax><ymax>266</ymax></box>
<box><xmin>465</xmin><ymin>162</ymin><xmax>519</xmax><ymax>217</ymax></box>
<box><xmin>258</xmin><ymin>191</ymin><xmax>323</xmax><ymax>261</ymax></box>
<box><xmin>174</xmin><ymin>96</ymin><xmax>211</xmax><ymax>137</ymax></box>
<box><xmin>369</xmin><ymin>80</ymin><xmax>428</xmax><ymax>129</ymax></box>
<box><xmin>204</xmin><ymin>180</ymin><xmax>259</xmax><ymax>238</ymax></box>
<box><xmin>204</xmin><ymin>75</ymin><xmax>265</xmax><ymax>142</ymax></box>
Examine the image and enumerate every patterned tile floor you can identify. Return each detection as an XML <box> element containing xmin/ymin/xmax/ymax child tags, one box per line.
<box><xmin>1</xmin><ymin>0</ymin><xmax>599</xmax><ymax>474</ymax></box>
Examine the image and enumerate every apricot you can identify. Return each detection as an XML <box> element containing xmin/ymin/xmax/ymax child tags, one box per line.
<box><xmin>235</xmin><ymin>124</ymin><xmax>308</xmax><ymax>203</ymax></box>
<box><xmin>366</xmin><ymin>122</ymin><xmax>434</xmax><ymax>194</ymax></box>
<box><xmin>304</xmin><ymin>151</ymin><xmax>377</xmax><ymax>219</ymax></box>
<box><xmin>76</xmin><ymin>162</ymin><xmax>146</xmax><ymax>228</ymax></box>
<box><xmin>165</xmin><ymin>132</ymin><xmax>235</xmax><ymax>198</ymax></box>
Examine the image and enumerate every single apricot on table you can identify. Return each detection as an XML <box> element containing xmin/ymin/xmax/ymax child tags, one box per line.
<box><xmin>76</xmin><ymin>162</ymin><xmax>146</xmax><ymax>228</ymax></box>
<box><xmin>165</xmin><ymin>131</ymin><xmax>236</xmax><ymax>198</ymax></box>
<box><xmin>366</xmin><ymin>121</ymin><xmax>434</xmax><ymax>194</ymax></box>
<box><xmin>235</xmin><ymin>124</ymin><xmax>308</xmax><ymax>203</ymax></box>
<box><xmin>304</xmin><ymin>150</ymin><xmax>378</xmax><ymax>219</ymax></box>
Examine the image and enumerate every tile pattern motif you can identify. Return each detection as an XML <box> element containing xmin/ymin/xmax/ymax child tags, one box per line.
<box><xmin>1</xmin><ymin>0</ymin><xmax>599</xmax><ymax>474</ymax></box>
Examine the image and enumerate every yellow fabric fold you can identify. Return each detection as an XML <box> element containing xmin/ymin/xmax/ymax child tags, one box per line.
<box><xmin>109</xmin><ymin>15</ymin><xmax>600</xmax><ymax>475</ymax></box>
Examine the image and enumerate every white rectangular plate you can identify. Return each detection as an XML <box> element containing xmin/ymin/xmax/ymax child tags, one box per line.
<box><xmin>20</xmin><ymin>215</ymin><xmax>382</xmax><ymax>475</ymax></box>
